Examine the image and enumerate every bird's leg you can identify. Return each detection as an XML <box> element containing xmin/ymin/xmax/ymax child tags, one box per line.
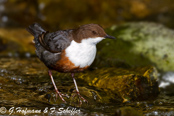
<box><xmin>48</xmin><ymin>70</ymin><xmax>67</xmax><ymax>103</ymax></box>
<box><xmin>71</xmin><ymin>73</ymin><xmax>88</xmax><ymax>105</ymax></box>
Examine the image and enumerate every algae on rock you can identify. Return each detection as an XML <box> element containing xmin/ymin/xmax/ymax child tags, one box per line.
<box><xmin>94</xmin><ymin>22</ymin><xmax>174</xmax><ymax>71</ymax></box>
<box><xmin>78</xmin><ymin>66</ymin><xmax>159</xmax><ymax>103</ymax></box>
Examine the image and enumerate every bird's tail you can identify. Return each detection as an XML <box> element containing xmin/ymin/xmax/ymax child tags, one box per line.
<box><xmin>26</xmin><ymin>23</ymin><xmax>46</xmax><ymax>37</ymax></box>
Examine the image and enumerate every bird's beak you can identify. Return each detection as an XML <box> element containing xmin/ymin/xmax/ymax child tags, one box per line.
<box><xmin>105</xmin><ymin>34</ymin><xmax>116</xmax><ymax>39</ymax></box>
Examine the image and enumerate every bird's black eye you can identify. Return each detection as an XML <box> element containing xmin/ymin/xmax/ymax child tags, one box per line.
<box><xmin>92</xmin><ymin>31</ymin><xmax>97</xmax><ymax>35</ymax></box>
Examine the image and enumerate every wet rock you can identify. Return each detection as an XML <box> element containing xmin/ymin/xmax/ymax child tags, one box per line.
<box><xmin>0</xmin><ymin>57</ymin><xmax>159</xmax><ymax>106</ymax></box>
<box><xmin>0</xmin><ymin>57</ymin><xmax>102</xmax><ymax>107</ymax></box>
<box><xmin>78</xmin><ymin>66</ymin><xmax>159</xmax><ymax>103</ymax></box>
<box><xmin>94</xmin><ymin>22</ymin><xmax>174</xmax><ymax>71</ymax></box>
<box><xmin>1</xmin><ymin>57</ymin><xmax>173</xmax><ymax>115</ymax></box>
<box><xmin>69</xmin><ymin>87</ymin><xmax>101</xmax><ymax>107</ymax></box>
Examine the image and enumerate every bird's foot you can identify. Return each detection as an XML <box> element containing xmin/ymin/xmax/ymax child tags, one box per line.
<box><xmin>57</xmin><ymin>92</ymin><xmax>69</xmax><ymax>98</ymax></box>
<box><xmin>48</xmin><ymin>70</ymin><xmax>69</xmax><ymax>103</ymax></box>
<box><xmin>72</xmin><ymin>91</ymin><xmax>88</xmax><ymax>106</ymax></box>
<box><xmin>55</xmin><ymin>91</ymin><xmax>69</xmax><ymax>103</ymax></box>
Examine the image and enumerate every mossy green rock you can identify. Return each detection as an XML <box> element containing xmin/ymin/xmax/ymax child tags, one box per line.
<box><xmin>78</xmin><ymin>66</ymin><xmax>159</xmax><ymax>103</ymax></box>
<box><xmin>94</xmin><ymin>22</ymin><xmax>174</xmax><ymax>71</ymax></box>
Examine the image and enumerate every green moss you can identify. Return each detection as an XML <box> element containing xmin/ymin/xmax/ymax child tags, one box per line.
<box><xmin>94</xmin><ymin>22</ymin><xmax>174</xmax><ymax>71</ymax></box>
<box><xmin>92</xmin><ymin>35</ymin><xmax>152</xmax><ymax>68</ymax></box>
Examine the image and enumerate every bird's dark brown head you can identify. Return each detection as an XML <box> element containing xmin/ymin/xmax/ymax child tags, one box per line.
<box><xmin>73</xmin><ymin>24</ymin><xmax>115</xmax><ymax>43</ymax></box>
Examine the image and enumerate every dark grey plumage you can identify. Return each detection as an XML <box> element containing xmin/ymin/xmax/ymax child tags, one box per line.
<box><xmin>26</xmin><ymin>23</ymin><xmax>72</xmax><ymax>69</ymax></box>
<box><xmin>41</xmin><ymin>30</ymin><xmax>73</xmax><ymax>53</ymax></box>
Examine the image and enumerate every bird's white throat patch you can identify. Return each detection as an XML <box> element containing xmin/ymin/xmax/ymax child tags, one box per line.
<box><xmin>65</xmin><ymin>37</ymin><xmax>104</xmax><ymax>68</ymax></box>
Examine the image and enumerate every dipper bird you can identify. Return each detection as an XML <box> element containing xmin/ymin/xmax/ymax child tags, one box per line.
<box><xmin>26</xmin><ymin>23</ymin><xmax>115</xmax><ymax>104</ymax></box>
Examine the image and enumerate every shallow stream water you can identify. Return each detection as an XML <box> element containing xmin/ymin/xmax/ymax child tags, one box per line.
<box><xmin>0</xmin><ymin>57</ymin><xmax>174</xmax><ymax>115</ymax></box>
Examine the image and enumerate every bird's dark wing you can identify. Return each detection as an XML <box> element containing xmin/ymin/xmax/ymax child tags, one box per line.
<box><xmin>38</xmin><ymin>30</ymin><xmax>72</xmax><ymax>53</ymax></box>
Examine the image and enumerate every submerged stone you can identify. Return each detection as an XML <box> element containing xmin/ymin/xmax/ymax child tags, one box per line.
<box><xmin>78</xmin><ymin>66</ymin><xmax>159</xmax><ymax>103</ymax></box>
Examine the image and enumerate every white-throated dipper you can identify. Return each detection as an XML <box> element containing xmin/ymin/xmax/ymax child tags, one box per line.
<box><xmin>26</xmin><ymin>23</ymin><xmax>115</xmax><ymax>105</ymax></box>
